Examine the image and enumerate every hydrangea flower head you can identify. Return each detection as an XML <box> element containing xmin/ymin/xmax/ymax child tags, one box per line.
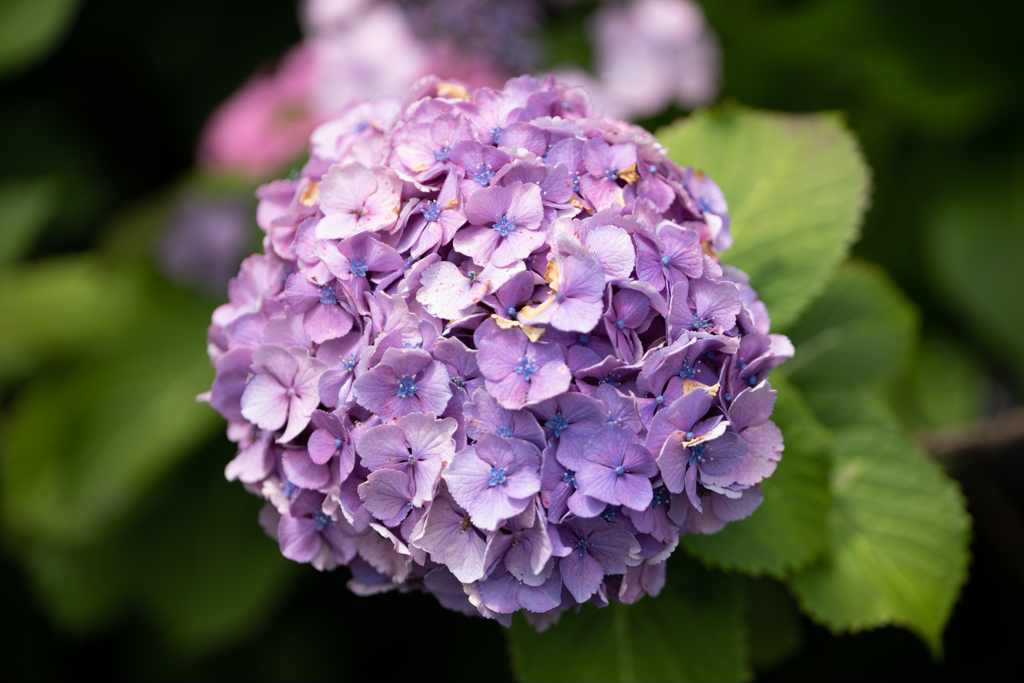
<box><xmin>202</xmin><ymin>74</ymin><xmax>791</xmax><ymax>625</ymax></box>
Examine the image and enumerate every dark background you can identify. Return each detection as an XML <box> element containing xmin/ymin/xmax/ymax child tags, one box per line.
<box><xmin>1</xmin><ymin>0</ymin><xmax>1022</xmax><ymax>680</ymax></box>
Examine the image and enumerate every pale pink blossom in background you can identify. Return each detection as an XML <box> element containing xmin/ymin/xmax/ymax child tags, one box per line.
<box><xmin>196</xmin><ymin>44</ymin><xmax>321</xmax><ymax>179</ymax></box>
<box><xmin>562</xmin><ymin>0</ymin><xmax>721</xmax><ymax>121</ymax></box>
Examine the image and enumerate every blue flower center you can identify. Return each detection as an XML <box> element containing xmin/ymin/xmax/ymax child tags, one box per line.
<box><xmin>514</xmin><ymin>357</ymin><xmax>539</xmax><ymax>382</ymax></box>
<box><xmin>493</xmin><ymin>215</ymin><xmax>516</xmax><ymax>237</ymax></box>
<box><xmin>570</xmin><ymin>172</ymin><xmax>581</xmax><ymax>193</ymax></box>
<box><xmin>282</xmin><ymin>480</ymin><xmax>297</xmax><ymax>499</ymax></box>
<box><xmin>693</xmin><ymin>314</ymin><xmax>715</xmax><ymax>332</ymax></box>
<box><xmin>697</xmin><ymin>195</ymin><xmax>713</xmax><ymax>213</ymax></box>
<box><xmin>706</xmin><ymin>351</ymin><xmax>716</xmax><ymax>360</ymax></box>
<box><xmin>422</xmin><ymin>200</ymin><xmax>442</xmax><ymax>222</ymax></box>
<box><xmin>556</xmin><ymin>292</ymin><xmax>565</xmax><ymax>302</ymax></box>
<box><xmin>450</xmin><ymin>375</ymin><xmax>466</xmax><ymax>390</ymax></box>
<box><xmin>396</xmin><ymin>374</ymin><xmax>418</xmax><ymax>398</ymax></box>
<box><xmin>546</xmin><ymin>412</ymin><xmax>570</xmax><ymax>438</ymax></box>
<box><xmin>685</xmin><ymin>431</ymin><xmax>694</xmax><ymax>441</ymax></box>
<box><xmin>605</xmin><ymin>168</ymin><xmax>619</xmax><ymax>181</ymax></box>
<box><xmin>679</xmin><ymin>359</ymin><xmax>697</xmax><ymax>379</ymax></box>
<box><xmin>506</xmin><ymin>306</ymin><xmax>517</xmax><ymax>317</ymax></box>
<box><xmin>575</xmin><ymin>537</ymin><xmax>590</xmax><ymax>556</ymax></box>
<box><xmin>562</xmin><ymin>469</ymin><xmax>578</xmax><ymax>489</ymax></box>
<box><xmin>312</xmin><ymin>511</ymin><xmax>333</xmax><ymax>532</ymax></box>
<box><xmin>490</xmin><ymin>126</ymin><xmax>503</xmax><ymax>144</ymax></box>
<box><xmin>467</xmin><ymin>270</ymin><xmax>478</xmax><ymax>283</ymax></box>
<box><xmin>599</xmin><ymin>374</ymin><xmax>620</xmax><ymax>387</ymax></box>
<box><xmin>616</xmin><ymin>320</ymin><xmax>625</xmax><ymax>329</ymax></box>
<box><xmin>334</xmin><ymin>438</ymin><xmax>343</xmax><ymax>448</ymax></box>
<box><xmin>318</xmin><ymin>284</ymin><xmax>338</xmax><ymax>305</ymax></box>
<box><xmin>614</xmin><ymin>465</ymin><xmax>625</xmax><ymax>476</ymax></box>
<box><xmin>341</xmin><ymin>355</ymin><xmax>356</xmax><ymax>372</ymax></box>
<box><xmin>497</xmin><ymin>425</ymin><xmax>515</xmax><ymax>438</ymax></box>
<box><xmin>652</xmin><ymin>485</ymin><xmax>670</xmax><ymax>508</ymax></box>
<box><xmin>748</xmin><ymin>374</ymin><xmax>758</xmax><ymax>386</ymax></box>
<box><xmin>349</xmin><ymin>257</ymin><xmax>369</xmax><ymax>278</ymax></box>
<box><xmin>433</xmin><ymin>146</ymin><xmax>450</xmax><ymax>162</ymax></box>
<box><xmin>488</xmin><ymin>465</ymin><xmax>509</xmax><ymax>487</ymax></box>
<box><xmin>655</xmin><ymin>395</ymin><xmax>664</xmax><ymax>404</ymax></box>
<box><xmin>689</xmin><ymin>442</ymin><xmax>711</xmax><ymax>466</ymax></box>
<box><xmin>600</xmin><ymin>505</ymin><xmax>616</xmax><ymax>523</ymax></box>
<box><xmin>473</xmin><ymin>163</ymin><xmax>495</xmax><ymax>186</ymax></box>
<box><xmin>578</xmin><ymin>334</ymin><xmax>589</xmax><ymax>344</ymax></box>
<box><xmin>649</xmin><ymin>165</ymin><xmax>658</xmax><ymax>173</ymax></box>
<box><xmin>459</xmin><ymin>515</ymin><xmax>473</xmax><ymax>532</ymax></box>
<box><xmin>660</xmin><ymin>255</ymin><xmax>671</xmax><ymax>266</ymax></box>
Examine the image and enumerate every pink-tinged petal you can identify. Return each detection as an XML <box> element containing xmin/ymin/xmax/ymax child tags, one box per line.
<box><xmin>282</xmin><ymin>448</ymin><xmax>331</xmax><ymax>489</ymax></box>
<box><xmin>251</xmin><ymin>343</ymin><xmax>299</xmax><ymax>387</ymax></box>
<box><xmin>711</xmin><ymin>485</ymin><xmax>764</xmax><ymax>522</ymax></box>
<box><xmin>279</xmin><ymin>515</ymin><xmax>321</xmax><ymax>563</ymax></box>
<box><xmin>734</xmin><ymin>420</ymin><xmax>783</xmax><ymax>486</ymax></box>
<box><xmin>492</xmin><ymin>228</ymin><xmax>544</xmax><ymax>268</ymax></box>
<box><xmin>585</xmin><ymin>224</ymin><xmax>635</xmax><ymax>281</ymax></box>
<box><xmin>689</xmin><ymin>277</ymin><xmax>741</xmax><ymax>333</ymax></box>
<box><xmin>303</xmin><ymin>303</ymin><xmax>354</xmax><ymax>344</ymax></box>
<box><xmin>415</xmin><ymin>261</ymin><xmax>477</xmax><ymax>319</ymax></box>
<box><xmin>452</xmin><ymin>225</ymin><xmax>500</xmax><ymax>266</ymax></box>
<box><xmin>464</xmin><ymin>184</ymin><xmax>511</xmax><ymax>225</ymax></box>
<box><xmin>657</xmin><ymin>438</ymin><xmax>690</xmax><ymax>494</ymax></box>
<box><xmin>224</xmin><ymin>431</ymin><xmax>274</xmax><ymax>483</ymax></box>
<box><xmin>240</xmin><ymin>374</ymin><xmax>288</xmax><ymax>431</ymax></box>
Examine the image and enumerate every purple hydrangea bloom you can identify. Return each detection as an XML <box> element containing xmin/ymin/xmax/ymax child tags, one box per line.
<box><xmin>443</xmin><ymin>432</ymin><xmax>542</xmax><ymax>530</ymax></box>
<box><xmin>576</xmin><ymin>424</ymin><xmax>659</xmax><ymax>511</ymax></box>
<box><xmin>352</xmin><ymin>347</ymin><xmax>452</xmax><ymax>420</ymax></box>
<box><xmin>202</xmin><ymin>75</ymin><xmax>791</xmax><ymax>624</ymax></box>
<box><xmin>476</xmin><ymin>326</ymin><xmax>571</xmax><ymax>409</ymax></box>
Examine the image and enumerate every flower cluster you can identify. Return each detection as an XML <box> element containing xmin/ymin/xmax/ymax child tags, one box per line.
<box><xmin>202</xmin><ymin>74</ymin><xmax>792</xmax><ymax>627</ymax></box>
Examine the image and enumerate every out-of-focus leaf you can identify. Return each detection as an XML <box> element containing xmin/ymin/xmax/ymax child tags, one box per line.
<box><xmin>1</xmin><ymin>272</ymin><xmax>220</xmax><ymax>545</ymax></box>
<box><xmin>783</xmin><ymin>261</ymin><xmax>918</xmax><ymax>389</ymax></box>
<box><xmin>0</xmin><ymin>256</ymin><xmax>147</xmax><ymax>381</ymax></box>
<box><xmin>0</xmin><ymin>0</ymin><xmax>81</xmax><ymax>76</ymax></box>
<box><xmin>137</xmin><ymin>476</ymin><xmax>296</xmax><ymax>654</ymax></box>
<box><xmin>787</xmin><ymin>416</ymin><xmax>971</xmax><ymax>655</ymax></box>
<box><xmin>900</xmin><ymin>336</ymin><xmax>989</xmax><ymax>430</ymax></box>
<box><xmin>682</xmin><ymin>377</ymin><xmax>831</xmax><ymax>577</ymax></box>
<box><xmin>508</xmin><ymin>559</ymin><xmax>750</xmax><ymax>682</ymax></box>
<box><xmin>0</xmin><ymin>177</ymin><xmax>56</xmax><ymax>266</ymax></box>
<box><xmin>925</xmin><ymin>187</ymin><xmax>1024</xmax><ymax>388</ymax></box>
<box><xmin>744</xmin><ymin>577</ymin><xmax>804</xmax><ymax>671</ymax></box>
<box><xmin>13</xmin><ymin>440</ymin><xmax>298</xmax><ymax>652</ymax></box>
<box><xmin>657</xmin><ymin>107</ymin><xmax>871</xmax><ymax>330</ymax></box>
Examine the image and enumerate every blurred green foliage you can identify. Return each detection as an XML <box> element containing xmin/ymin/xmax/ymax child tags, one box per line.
<box><xmin>0</xmin><ymin>0</ymin><xmax>82</xmax><ymax>76</ymax></box>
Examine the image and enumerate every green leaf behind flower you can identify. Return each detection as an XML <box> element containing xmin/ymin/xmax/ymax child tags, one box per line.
<box><xmin>656</xmin><ymin>107</ymin><xmax>871</xmax><ymax>331</ymax></box>
<box><xmin>786</xmin><ymin>413</ymin><xmax>971</xmax><ymax>655</ymax></box>
<box><xmin>508</xmin><ymin>559</ymin><xmax>750</xmax><ymax>683</ymax></box>
<box><xmin>783</xmin><ymin>261</ymin><xmax>918</xmax><ymax>389</ymax></box>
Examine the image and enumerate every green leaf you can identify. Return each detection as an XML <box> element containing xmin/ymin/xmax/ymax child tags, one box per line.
<box><xmin>682</xmin><ymin>377</ymin><xmax>831</xmax><ymax>577</ymax></box>
<box><xmin>656</xmin><ymin>106</ymin><xmax>870</xmax><ymax>331</ymax></box>
<box><xmin>924</xmin><ymin>185</ymin><xmax>1024</xmax><ymax>388</ymax></box>
<box><xmin>0</xmin><ymin>0</ymin><xmax>81</xmax><ymax>76</ymax></box>
<box><xmin>508</xmin><ymin>559</ymin><xmax>750</xmax><ymax>683</ymax></box>
<box><xmin>14</xmin><ymin>441</ymin><xmax>298</xmax><ymax>653</ymax></box>
<box><xmin>0</xmin><ymin>256</ymin><xmax>147</xmax><ymax>381</ymax></box>
<box><xmin>0</xmin><ymin>176</ymin><xmax>56</xmax><ymax>267</ymax></box>
<box><xmin>783</xmin><ymin>261</ymin><xmax>918</xmax><ymax>390</ymax></box>
<box><xmin>1</xmin><ymin>271</ymin><xmax>221</xmax><ymax>545</ymax></box>
<box><xmin>787</xmin><ymin>417</ymin><xmax>971</xmax><ymax>655</ymax></box>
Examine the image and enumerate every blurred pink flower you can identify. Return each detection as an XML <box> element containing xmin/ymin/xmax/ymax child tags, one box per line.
<box><xmin>197</xmin><ymin>44</ymin><xmax>321</xmax><ymax>179</ymax></box>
